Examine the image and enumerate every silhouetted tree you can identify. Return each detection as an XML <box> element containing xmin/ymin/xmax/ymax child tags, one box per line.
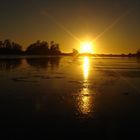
<box><xmin>136</xmin><ymin>49</ymin><xmax>140</xmax><ymax>57</ymax></box>
<box><xmin>128</xmin><ymin>53</ymin><xmax>132</xmax><ymax>57</ymax></box>
<box><xmin>0</xmin><ymin>39</ymin><xmax>63</xmax><ymax>55</ymax></box>
<box><xmin>0</xmin><ymin>39</ymin><xmax>23</xmax><ymax>54</ymax></box>
<box><xmin>50</xmin><ymin>41</ymin><xmax>61</xmax><ymax>55</ymax></box>
<box><xmin>72</xmin><ymin>49</ymin><xmax>79</xmax><ymax>55</ymax></box>
<box><xmin>25</xmin><ymin>40</ymin><xmax>50</xmax><ymax>55</ymax></box>
<box><xmin>4</xmin><ymin>39</ymin><xmax>11</xmax><ymax>49</ymax></box>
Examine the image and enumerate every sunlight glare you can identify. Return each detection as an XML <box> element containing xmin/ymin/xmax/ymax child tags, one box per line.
<box><xmin>80</xmin><ymin>41</ymin><xmax>94</xmax><ymax>54</ymax></box>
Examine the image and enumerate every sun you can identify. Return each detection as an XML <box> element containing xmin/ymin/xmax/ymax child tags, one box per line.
<box><xmin>80</xmin><ymin>41</ymin><xmax>94</xmax><ymax>54</ymax></box>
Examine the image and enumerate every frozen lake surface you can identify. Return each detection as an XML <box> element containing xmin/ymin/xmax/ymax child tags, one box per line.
<box><xmin>0</xmin><ymin>56</ymin><xmax>140</xmax><ymax>137</ymax></box>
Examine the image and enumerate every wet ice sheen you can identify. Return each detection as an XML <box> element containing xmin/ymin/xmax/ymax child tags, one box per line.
<box><xmin>0</xmin><ymin>56</ymin><xmax>140</xmax><ymax>135</ymax></box>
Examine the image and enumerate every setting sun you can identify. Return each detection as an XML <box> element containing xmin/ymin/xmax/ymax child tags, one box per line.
<box><xmin>80</xmin><ymin>41</ymin><xmax>94</xmax><ymax>54</ymax></box>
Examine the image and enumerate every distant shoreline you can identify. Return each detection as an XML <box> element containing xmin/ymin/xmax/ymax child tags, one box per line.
<box><xmin>0</xmin><ymin>53</ymin><xmax>139</xmax><ymax>58</ymax></box>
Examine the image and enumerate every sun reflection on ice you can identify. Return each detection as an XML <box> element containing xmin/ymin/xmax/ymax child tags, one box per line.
<box><xmin>83</xmin><ymin>57</ymin><xmax>89</xmax><ymax>80</ymax></box>
<box><xmin>76</xmin><ymin>56</ymin><xmax>94</xmax><ymax>117</ymax></box>
<box><xmin>78</xmin><ymin>87</ymin><xmax>93</xmax><ymax>115</ymax></box>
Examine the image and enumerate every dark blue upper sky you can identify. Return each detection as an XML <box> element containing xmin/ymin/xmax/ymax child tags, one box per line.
<box><xmin>0</xmin><ymin>0</ymin><xmax>140</xmax><ymax>53</ymax></box>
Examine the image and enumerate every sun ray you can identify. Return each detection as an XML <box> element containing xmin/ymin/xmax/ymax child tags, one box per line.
<box><xmin>93</xmin><ymin>9</ymin><xmax>132</xmax><ymax>42</ymax></box>
<box><xmin>42</xmin><ymin>10</ymin><xmax>81</xmax><ymax>43</ymax></box>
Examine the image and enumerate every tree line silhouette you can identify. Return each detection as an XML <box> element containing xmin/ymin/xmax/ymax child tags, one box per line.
<box><xmin>0</xmin><ymin>39</ymin><xmax>140</xmax><ymax>57</ymax></box>
<box><xmin>25</xmin><ymin>40</ymin><xmax>61</xmax><ymax>55</ymax></box>
<box><xmin>0</xmin><ymin>39</ymin><xmax>22</xmax><ymax>54</ymax></box>
<box><xmin>0</xmin><ymin>39</ymin><xmax>64</xmax><ymax>55</ymax></box>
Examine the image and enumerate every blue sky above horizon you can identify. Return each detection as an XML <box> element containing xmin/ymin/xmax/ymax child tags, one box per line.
<box><xmin>0</xmin><ymin>0</ymin><xmax>140</xmax><ymax>53</ymax></box>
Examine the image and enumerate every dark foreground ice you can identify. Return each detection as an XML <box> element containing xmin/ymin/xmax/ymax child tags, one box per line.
<box><xmin>0</xmin><ymin>56</ymin><xmax>140</xmax><ymax>138</ymax></box>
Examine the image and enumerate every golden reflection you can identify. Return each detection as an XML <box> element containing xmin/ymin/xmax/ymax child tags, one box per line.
<box><xmin>78</xmin><ymin>87</ymin><xmax>94</xmax><ymax>115</ymax></box>
<box><xmin>83</xmin><ymin>57</ymin><xmax>89</xmax><ymax>80</ymax></box>
<box><xmin>76</xmin><ymin>57</ymin><xmax>94</xmax><ymax>116</ymax></box>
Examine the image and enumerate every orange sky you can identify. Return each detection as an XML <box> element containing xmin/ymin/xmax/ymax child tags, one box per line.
<box><xmin>0</xmin><ymin>0</ymin><xmax>140</xmax><ymax>54</ymax></box>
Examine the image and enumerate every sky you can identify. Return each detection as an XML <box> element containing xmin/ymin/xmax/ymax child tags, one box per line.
<box><xmin>0</xmin><ymin>0</ymin><xmax>140</xmax><ymax>54</ymax></box>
